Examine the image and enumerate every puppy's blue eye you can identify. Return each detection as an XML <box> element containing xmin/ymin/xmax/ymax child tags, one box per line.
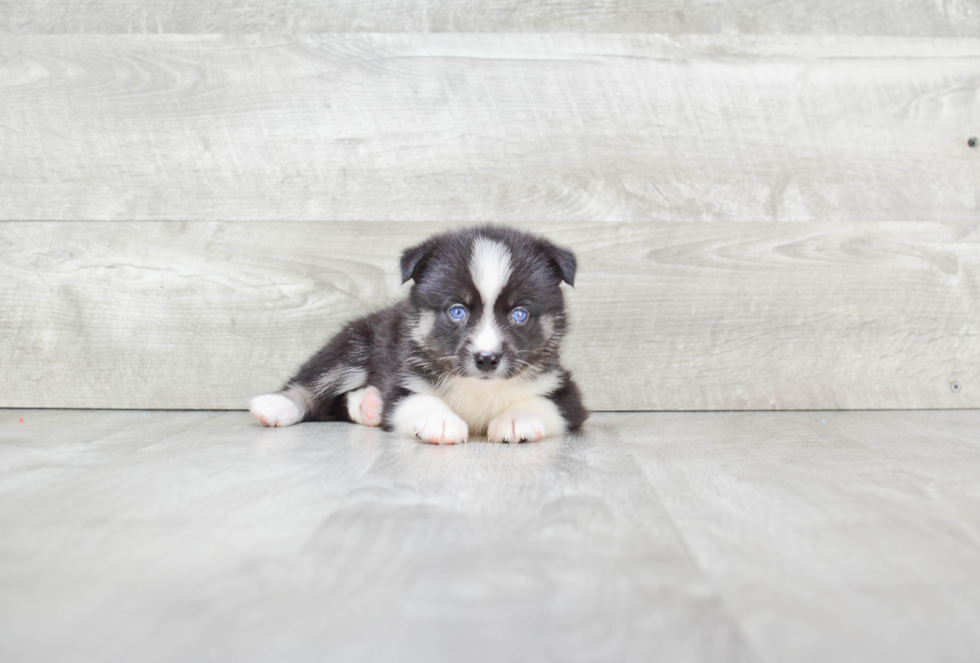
<box><xmin>448</xmin><ymin>305</ymin><xmax>467</xmax><ymax>320</ymax></box>
<box><xmin>511</xmin><ymin>308</ymin><xmax>528</xmax><ymax>324</ymax></box>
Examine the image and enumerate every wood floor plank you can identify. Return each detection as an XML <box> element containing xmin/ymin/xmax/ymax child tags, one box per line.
<box><xmin>4</xmin><ymin>409</ymin><xmax>980</xmax><ymax>661</ymax></box>
<box><xmin>819</xmin><ymin>411</ymin><xmax>980</xmax><ymax>538</ymax></box>
<box><xmin>3</xmin><ymin>0</ymin><xmax>979</xmax><ymax>36</ymax></box>
<box><xmin>1</xmin><ymin>35</ymin><xmax>977</xmax><ymax>223</ymax></box>
<box><xmin>0</xmin><ymin>409</ymin><xmax>754</xmax><ymax>663</ymax></box>
<box><xmin>2</xmin><ymin>219</ymin><xmax>977</xmax><ymax>411</ymax></box>
<box><xmin>623</xmin><ymin>410</ymin><xmax>980</xmax><ymax>663</ymax></box>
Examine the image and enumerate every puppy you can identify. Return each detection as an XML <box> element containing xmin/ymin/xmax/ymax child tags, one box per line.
<box><xmin>249</xmin><ymin>225</ymin><xmax>587</xmax><ymax>444</ymax></box>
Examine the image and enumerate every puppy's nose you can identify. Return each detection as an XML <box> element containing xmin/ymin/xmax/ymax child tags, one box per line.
<box><xmin>473</xmin><ymin>351</ymin><xmax>500</xmax><ymax>373</ymax></box>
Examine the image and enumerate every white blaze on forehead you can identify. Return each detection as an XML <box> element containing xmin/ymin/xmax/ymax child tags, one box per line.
<box><xmin>470</xmin><ymin>238</ymin><xmax>512</xmax><ymax>310</ymax></box>
<box><xmin>469</xmin><ymin>238</ymin><xmax>512</xmax><ymax>354</ymax></box>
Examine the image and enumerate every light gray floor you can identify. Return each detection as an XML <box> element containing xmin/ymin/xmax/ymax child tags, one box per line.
<box><xmin>2</xmin><ymin>409</ymin><xmax>979</xmax><ymax>662</ymax></box>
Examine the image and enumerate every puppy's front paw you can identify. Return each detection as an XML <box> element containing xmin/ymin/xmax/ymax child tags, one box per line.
<box><xmin>347</xmin><ymin>386</ymin><xmax>383</xmax><ymax>427</ymax></box>
<box><xmin>414</xmin><ymin>412</ymin><xmax>469</xmax><ymax>445</ymax></box>
<box><xmin>250</xmin><ymin>393</ymin><xmax>303</xmax><ymax>427</ymax></box>
<box><xmin>488</xmin><ymin>410</ymin><xmax>546</xmax><ymax>444</ymax></box>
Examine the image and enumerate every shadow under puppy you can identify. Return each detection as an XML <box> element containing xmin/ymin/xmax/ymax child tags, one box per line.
<box><xmin>250</xmin><ymin>225</ymin><xmax>587</xmax><ymax>444</ymax></box>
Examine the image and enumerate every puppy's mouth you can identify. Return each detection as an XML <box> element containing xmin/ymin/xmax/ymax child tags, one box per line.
<box><xmin>469</xmin><ymin>366</ymin><xmax>512</xmax><ymax>381</ymax></box>
<box><xmin>472</xmin><ymin>367</ymin><xmax>503</xmax><ymax>380</ymax></box>
<box><xmin>470</xmin><ymin>361</ymin><xmax>519</xmax><ymax>381</ymax></box>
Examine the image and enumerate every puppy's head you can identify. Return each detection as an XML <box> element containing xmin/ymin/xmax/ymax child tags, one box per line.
<box><xmin>401</xmin><ymin>226</ymin><xmax>576</xmax><ymax>381</ymax></box>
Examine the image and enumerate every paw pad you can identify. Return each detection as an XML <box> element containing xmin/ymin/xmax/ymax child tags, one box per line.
<box><xmin>346</xmin><ymin>386</ymin><xmax>383</xmax><ymax>427</ymax></box>
<box><xmin>359</xmin><ymin>386</ymin><xmax>382</xmax><ymax>427</ymax></box>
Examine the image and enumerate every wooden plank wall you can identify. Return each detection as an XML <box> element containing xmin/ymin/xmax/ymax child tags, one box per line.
<box><xmin>1</xmin><ymin>4</ymin><xmax>978</xmax><ymax>411</ymax></box>
<box><xmin>4</xmin><ymin>1</ymin><xmax>980</xmax><ymax>35</ymax></box>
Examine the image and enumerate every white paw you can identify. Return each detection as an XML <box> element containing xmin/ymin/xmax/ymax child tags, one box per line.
<box><xmin>347</xmin><ymin>386</ymin><xmax>383</xmax><ymax>427</ymax></box>
<box><xmin>413</xmin><ymin>412</ymin><xmax>469</xmax><ymax>445</ymax></box>
<box><xmin>487</xmin><ymin>410</ymin><xmax>547</xmax><ymax>444</ymax></box>
<box><xmin>249</xmin><ymin>393</ymin><xmax>303</xmax><ymax>427</ymax></box>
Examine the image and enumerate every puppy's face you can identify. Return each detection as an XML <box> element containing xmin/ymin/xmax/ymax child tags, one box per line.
<box><xmin>402</xmin><ymin>228</ymin><xmax>576</xmax><ymax>381</ymax></box>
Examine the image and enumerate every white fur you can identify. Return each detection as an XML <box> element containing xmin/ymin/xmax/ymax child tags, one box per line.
<box><xmin>405</xmin><ymin>371</ymin><xmax>561</xmax><ymax>435</ymax></box>
<box><xmin>487</xmin><ymin>410</ymin><xmax>546</xmax><ymax>443</ymax></box>
<box><xmin>250</xmin><ymin>393</ymin><xmax>304</xmax><ymax>427</ymax></box>
<box><xmin>539</xmin><ymin>313</ymin><xmax>555</xmax><ymax>342</ymax></box>
<box><xmin>487</xmin><ymin>396</ymin><xmax>566</xmax><ymax>443</ymax></box>
<box><xmin>392</xmin><ymin>394</ymin><xmax>469</xmax><ymax>444</ymax></box>
<box><xmin>346</xmin><ymin>386</ymin><xmax>382</xmax><ymax>427</ymax></box>
<box><xmin>470</xmin><ymin>238</ymin><xmax>512</xmax><ymax>309</ymax></box>
<box><xmin>470</xmin><ymin>315</ymin><xmax>502</xmax><ymax>354</ymax></box>
<box><xmin>468</xmin><ymin>238</ymin><xmax>512</xmax><ymax>356</ymax></box>
<box><xmin>412</xmin><ymin>311</ymin><xmax>435</xmax><ymax>344</ymax></box>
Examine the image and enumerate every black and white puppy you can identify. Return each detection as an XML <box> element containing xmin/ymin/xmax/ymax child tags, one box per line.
<box><xmin>249</xmin><ymin>225</ymin><xmax>587</xmax><ymax>444</ymax></box>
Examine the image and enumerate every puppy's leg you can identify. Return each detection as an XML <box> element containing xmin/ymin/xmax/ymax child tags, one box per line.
<box><xmin>251</xmin><ymin>364</ymin><xmax>368</xmax><ymax>428</ymax></box>
<box><xmin>390</xmin><ymin>394</ymin><xmax>469</xmax><ymax>445</ymax></box>
<box><xmin>251</xmin><ymin>323</ymin><xmax>372</xmax><ymax>427</ymax></box>
<box><xmin>250</xmin><ymin>385</ymin><xmax>312</xmax><ymax>428</ymax></box>
<box><xmin>488</xmin><ymin>371</ymin><xmax>586</xmax><ymax>443</ymax></box>
<box><xmin>346</xmin><ymin>386</ymin><xmax>383</xmax><ymax>427</ymax></box>
<box><xmin>487</xmin><ymin>396</ymin><xmax>565</xmax><ymax>444</ymax></box>
<box><xmin>547</xmin><ymin>372</ymin><xmax>588</xmax><ymax>432</ymax></box>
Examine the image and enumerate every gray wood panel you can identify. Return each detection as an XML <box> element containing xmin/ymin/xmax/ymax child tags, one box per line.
<box><xmin>1</xmin><ymin>35</ymin><xmax>978</xmax><ymax>223</ymax></box>
<box><xmin>2</xmin><ymin>220</ymin><xmax>976</xmax><ymax>411</ymax></box>
<box><xmin>0</xmin><ymin>410</ymin><xmax>754</xmax><ymax>663</ymax></box>
<box><xmin>3</xmin><ymin>0</ymin><xmax>980</xmax><ymax>36</ymax></box>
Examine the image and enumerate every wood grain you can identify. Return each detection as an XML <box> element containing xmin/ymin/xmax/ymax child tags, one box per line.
<box><xmin>0</xmin><ymin>410</ymin><xmax>753</xmax><ymax>662</ymax></box>
<box><xmin>4</xmin><ymin>409</ymin><xmax>980</xmax><ymax>661</ymax></box>
<box><xmin>1</xmin><ymin>220</ymin><xmax>976</xmax><ymax>410</ymax></box>
<box><xmin>1</xmin><ymin>35</ymin><xmax>977</xmax><ymax>223</ymax></box>
<box><xmin>624</xmin><ymin>410</ymin><xmax>980</xmax><ymax>663</ymax></box>
<box><xmin>3</xmin><ymin>0</ymin><xmax>979</xmax><ymax>36</ymax></box>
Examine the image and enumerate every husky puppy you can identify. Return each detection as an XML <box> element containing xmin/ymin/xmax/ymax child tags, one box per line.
<box><xmin>249</xmin><ymin>225</ymin><xmax>587</xmax><ymax>444</ymax></box>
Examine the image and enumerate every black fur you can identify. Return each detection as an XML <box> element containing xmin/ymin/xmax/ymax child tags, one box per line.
<box><xmin>268</xmin><ymin>225</ymin><xmax>587</xmax><ymax>435</ymax></box>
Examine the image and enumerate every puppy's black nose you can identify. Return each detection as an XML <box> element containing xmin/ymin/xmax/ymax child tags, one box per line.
<box><xmin>473</xmin><ymin>351</ymin><xmax>500</xmax><ymax>373</ymax></box>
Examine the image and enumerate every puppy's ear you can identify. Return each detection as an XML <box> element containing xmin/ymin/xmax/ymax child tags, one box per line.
<box><xmin>542</xmin><ymin>241</ymin><xmax>577</xmax><ymax>287</ymax></box>
<box><xmin>400</xmin><ymin>238</ymin><xmax>434</xmax><ymax>284</ymax></box>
